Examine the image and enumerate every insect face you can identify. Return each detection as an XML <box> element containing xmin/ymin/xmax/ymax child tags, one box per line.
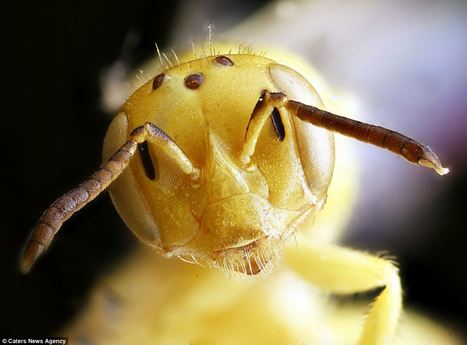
<box><xmin>103</xmin><ymin>54</ymin><xmax>334</xmax><ymax>274</ymax></box>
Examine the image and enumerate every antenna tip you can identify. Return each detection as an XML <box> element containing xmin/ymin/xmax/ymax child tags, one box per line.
<box><xmin>19</xmin><ymin>240</ymin><xmax>44</xmax><ymax>274</ymax></box>
<box><xmin>19</xmin><ymin>258</ymin><xmax>32</xmax><ymax>274</ymax></box>
<box><xmin>418</xmin><ymin>158</ymin><xmax>449</xmax><ymax>176</ymax></box>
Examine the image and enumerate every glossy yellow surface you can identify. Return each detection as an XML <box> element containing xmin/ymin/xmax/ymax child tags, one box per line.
<box><xmin>103</xmin><ymin>53</ymin><xmax>334</xmax><ymax>273</ymax></box>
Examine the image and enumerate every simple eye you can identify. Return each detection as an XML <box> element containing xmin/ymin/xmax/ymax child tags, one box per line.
<box><xmin>152</xmin><ymin>73</ymin><xmax>165</xmax><ymax>90</ymax></box>
<box><xmin>214</xmin><ymin>55</ymin><xmax>234</xmax><ymax>66</ymax></box>
<box><xmin>184</xmin><ymin>73</ymin><xmax>204</xmax><ymax>89</ymax></box>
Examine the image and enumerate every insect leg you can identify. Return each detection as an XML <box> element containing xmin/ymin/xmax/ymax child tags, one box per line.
<box><xmin>20</xmin><ymin>122</ymin><xmax>198</xmax><ymax>273</ymax></box>
<box><xmin>284</xmin><ymin>242</ymin><xmax>401</xmax><ymax>345</ymax></box>
<box><xmin>283</xmin><ymin>96</ymin><xmax>448</xmax><ymax>175</ymax></box>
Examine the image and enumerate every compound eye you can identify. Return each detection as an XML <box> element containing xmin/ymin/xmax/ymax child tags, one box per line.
<box><xmin>214</xmin><ymin>55</ymin><xmax>234</xmax><ymax>66</ymax></box>
<box><xmin>184</xmin><ymin>73</ymin><xmax>204</xmax><ymax>89</ymax></box>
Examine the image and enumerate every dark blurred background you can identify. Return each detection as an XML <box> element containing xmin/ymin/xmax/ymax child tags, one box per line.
<box><xmin>4</xmin><ymin>0</ymin><xmax>466</xmax><ymax>337</ymax></box>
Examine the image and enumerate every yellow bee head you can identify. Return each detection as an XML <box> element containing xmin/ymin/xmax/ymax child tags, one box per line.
<box><xmin>104</xmin><ymin>54</ymin><xmax>334</xmax><ymax>274</ymax></box>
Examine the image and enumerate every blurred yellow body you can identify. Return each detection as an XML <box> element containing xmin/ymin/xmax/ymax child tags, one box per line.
<box><xmin>65</xmin><ymin>248</ymin><xmax>461</xmax><ymax>345</ymax></box>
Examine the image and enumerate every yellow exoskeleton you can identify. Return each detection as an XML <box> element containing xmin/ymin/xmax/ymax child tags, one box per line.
<box><xmin>21</xmin><ymin>52</ymin><xmax>448</xmax><ymax>344</ymax></box>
